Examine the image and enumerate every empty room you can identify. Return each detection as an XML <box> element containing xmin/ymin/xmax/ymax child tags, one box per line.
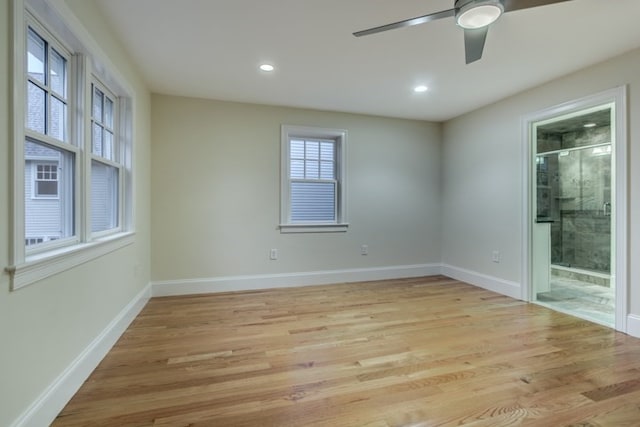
<box><xmin>4</xmin><ymin>0</ymin><xmax>640</xmax><ymax>425</ymax></box>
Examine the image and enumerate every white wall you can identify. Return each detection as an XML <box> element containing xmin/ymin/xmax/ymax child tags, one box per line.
<box><xmin>442</xmin><ymin>47</ymin><xmax>640</xmax><ymax>317</ymax></box>
<box><xmin>0</xmin><ymin>1</ymin><xmax>152</xmax><ymax>426</ymax></box>
<box><xmin>151</xmin><ymin>95</ymin><xmax>442</xmax><ymax>285</ymax></box>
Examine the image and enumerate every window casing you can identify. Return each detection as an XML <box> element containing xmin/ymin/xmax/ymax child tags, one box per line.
<box><xmin>7</xmin><ymin>2</ymin><xmax>135</xmax><ymax>290</ymax></box>
<box><xmin>280</xmin><ymin>125</ymin><xmax>348</xmax><ymax>233</ymax></box>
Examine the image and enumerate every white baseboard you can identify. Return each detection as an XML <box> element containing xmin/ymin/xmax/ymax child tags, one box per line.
<box><xmin>10</xmin><ymin>283</ymin><xmax>152</xmax><ymax>427</ymax></box>
<box><xmin>627</xmin><ymin>314</ymin><xmax>640</xmax><ymax>338</ymax></box>
<box><xmin>152</xmin><ymin>264</ymin><xmax>442</xmax><ymax>297</ymax></box>
<box><xmin>441</xmin><ymin>264</ymin><xmax>522</xmax><ymax>299</ymax></box>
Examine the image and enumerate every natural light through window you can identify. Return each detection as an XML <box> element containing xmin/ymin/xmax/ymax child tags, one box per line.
<box><xmin>280</xmin><ymin>125</ymin><xmax>348</xmax><ymax>233</ymax></box>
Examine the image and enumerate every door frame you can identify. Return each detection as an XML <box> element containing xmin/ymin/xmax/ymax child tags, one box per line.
<box><xmin>521</xmin><ymin>86</ymin><xmax>628</xmax><ymax>332</ymax></box>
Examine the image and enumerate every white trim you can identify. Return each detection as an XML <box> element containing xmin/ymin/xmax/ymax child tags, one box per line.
<box><xmin>152</xmin><ymin>264</ymin><xmax>442</xmax><ymax>297</ymax></box>
<box><xmin>9</xmin><ymin>283</ymin><xmax>151</xmax><ymax>427</ymax></box>
<box><xmin>6</xmin><ymin>232</ymin><xmax>135</xmax><ymax>290</ymax></box>
<box><xmin>612</xmin><ymin>88</ymin><xmax>628</xmax><ymax>332</ymax></box>
<box><xmin>627</xmin><ymin>314</ymin><xmax>640</xmax><ymax>339</ymax></box>
<box><xmin>12</xmin><ymin>0</ymin><xmax>27</xmax><ymax>266</ymax></box>
<box><xmin>520</xmin><ymin>86</ymin><xmax>628</xmax><ymax>333</ymax></box>
<box><xmin>279</xmin><ymin>223</ymin><xmax>349</xmax><ymax>233</ymax></box>
<box><xmin>441</xmin><ymin>264</ymin><xmax>522</xmax><ymax>299</ymax></box>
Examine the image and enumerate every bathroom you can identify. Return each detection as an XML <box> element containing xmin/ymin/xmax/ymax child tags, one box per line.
<box><xmin>534</xmin><ymin>107</ymin><xmax>614</xmax><ymax>326</ymax></box>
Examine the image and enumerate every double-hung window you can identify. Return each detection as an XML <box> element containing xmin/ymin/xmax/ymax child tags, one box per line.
<box><xmin>91</xmin><ymin>82</ymin><xmax>121</xmax><ymax>234</ymax></box>
<box><xmin>280</xmin><ymin>125</ymin><xmax>348</xmax><ymax>233</ymax></box>
<box><xmin>24</xmin><ymin>23</ymin><xmax>75</xmax><ymax>247</ymax></box>
<box><xmin>8</xmin><ymin>3</ymin><xmax>134</xmax><ymax>290</ymax></box>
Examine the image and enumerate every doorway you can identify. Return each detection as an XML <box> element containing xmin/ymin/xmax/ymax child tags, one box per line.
<box><xmin>525</xmin><ymin>88</ymin><xmax>627</xmax><ymax>331</ymax></box>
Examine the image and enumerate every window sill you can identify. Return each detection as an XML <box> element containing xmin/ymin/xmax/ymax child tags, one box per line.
<box><xmin>279</xmin><ymin>223</ymin><xmax>349</xmax><ymax>233</ymax></box>
<box><xmin>6</xmin><ymin>231</ymin><xmax>135</xmax><ymax>291</ymax></box>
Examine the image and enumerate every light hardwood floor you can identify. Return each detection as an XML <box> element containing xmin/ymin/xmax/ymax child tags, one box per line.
<box><xmin>54</xmin><ymin>276</ymin><xmax>640</xmax><ymax>426</ymax></box>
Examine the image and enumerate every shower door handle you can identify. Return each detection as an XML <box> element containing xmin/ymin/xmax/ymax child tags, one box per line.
<box><xmin>603</xmin><ymin>202</ymin><xmax>611</xmax><ymax>216</ymax></box>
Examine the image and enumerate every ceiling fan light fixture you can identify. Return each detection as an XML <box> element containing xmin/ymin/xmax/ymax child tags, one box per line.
<box><xmin>456</xmin><ymin>0</ymin><xmax>504</xmax><ymax>29</ymax></box>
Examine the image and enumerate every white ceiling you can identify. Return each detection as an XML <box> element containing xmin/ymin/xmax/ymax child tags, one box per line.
<box><xmin>95</xmin><ymin>0</ymin><xmax>640</xmax><ymax>122</ymax></box>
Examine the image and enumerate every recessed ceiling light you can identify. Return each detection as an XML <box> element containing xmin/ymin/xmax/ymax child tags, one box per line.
<box><xmin>414</xmin><ymin>85</ymin><xmax>428</xmax><ymax>93</ymax></box>
<box><xmin>583</xmin><ymin>123</ymin><xmax>597</xmax><ymax>128</ymax></box>
<box><xmin>259</xmin><ymin>64</ymin><xmax>274</xmax><ymax>72</ymax></box>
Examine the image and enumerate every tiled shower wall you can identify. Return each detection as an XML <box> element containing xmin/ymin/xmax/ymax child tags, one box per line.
<box><xmin>541</xmin><ymin>126</ymin><xmax>612</xmax><ymax>274</ymax></box>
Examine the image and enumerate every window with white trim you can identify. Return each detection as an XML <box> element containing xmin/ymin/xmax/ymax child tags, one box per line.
<box><xmin>280</xmin><ymin>125</ymin><xmax>348</xmax><ymax>233</ymax></box>
<box><xmin>24</xmin><ymin>22</ymin><xmax>74</xmax><ymax>247</ymax></box>
<box><xmin>91</xmin><ymin>81</ymin><xmax>120</xmax><ymax>234</ymax></box>
<box><xmin>7</xmin><ymin>2</ymin><xmax>135</xmax><ymax>290</ymax></box>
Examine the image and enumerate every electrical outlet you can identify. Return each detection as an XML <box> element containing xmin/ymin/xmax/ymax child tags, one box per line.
<box><xmin>361</xmin><ymin>244</ymin><xmax>368</xmax><ymax>256</ymax></box>
<box><xmin>270</xmin><ymin>248</ymin><xmax>278</xmax><ymax>260</ymax></box>
<box><xmin>492</xmin><ymin>250</ymin><xmax>500</xmax><ymax>263</ymax></box>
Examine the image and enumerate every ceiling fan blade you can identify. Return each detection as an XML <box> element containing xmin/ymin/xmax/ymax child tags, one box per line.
<box><xmin>353</xmin><ymin>8</ymin><xmax>455</xmax><ymax>37</ymax></box>
<box><xmin>464</xmin><ymin>27</ymin><xmax>489</xmax><ymax>64</ymax></box>
<box><xmin>503</xmin><ymin>0</ymin><xmax>573</xmax><ymax>13</ymax></box>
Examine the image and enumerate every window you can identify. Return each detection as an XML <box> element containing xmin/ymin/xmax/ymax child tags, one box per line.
<box><xmin>7</xmin><ymin>3</ymin><xmax>135</xmax><ymax>290</ymax></box>
<box><xmin>280</xmin><ymin>125</ymin><xmax>347</xmax><ymax>233</ymax></box>
<box><xmin>25</xmin><ymin>237</ymin><xmax>44</xmax><ymax>246</ymax></box>
<box><xmin>24</xmin><ymin>23</ymin><xmax>75</xmax><ymax>247</ymax></box>
<box><xmin>91</xmin><ymin>82</ymin><xmax>120</xmax><ymax>234</ymax></box>
<box><xmin>34</xmin><ymin>162</ymin><xmax>59</xmax><ymax>197</ymax></box>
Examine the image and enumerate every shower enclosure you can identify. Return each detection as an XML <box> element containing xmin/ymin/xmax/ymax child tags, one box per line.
<box><xmin>532</xmin><ymin>106</ymin><xmax>614</xmax><ymax>326</ymax></box>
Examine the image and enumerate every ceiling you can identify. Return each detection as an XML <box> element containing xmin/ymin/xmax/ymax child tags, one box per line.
<box><xmin>95</xmin><ymin>0</ymin><xmax>640</xmax><ymax>122</ymax></box>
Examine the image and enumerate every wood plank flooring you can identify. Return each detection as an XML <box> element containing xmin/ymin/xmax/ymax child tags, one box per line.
<box><xmin>53</xmin><ymin>276</ymin><xmax>640</xmax><ymax>426</ymax></box>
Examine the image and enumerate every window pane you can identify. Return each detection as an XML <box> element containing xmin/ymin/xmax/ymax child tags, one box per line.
<box><xmin>306</xmin><ymin>141</ymin><xmax>319</xmax><ymax>160</ymax></box>
<box><xmin>91</xmin><ymin>160</ymin><xmax>119</xmax><ymax>233</ymax></box>
<box><xmin>305</xmin><ymin>160</ymin><xmax>319</xmax><ymax>179</ymax></box>
<box><xmin>290</xmin><ymin>159</ymin><xmax>304</xmax><ymax>179</ymax></box>
<box><xmin>37</xmin><ymin>164</ymin><xmax>56</xmax><ymax>179</ymax></box>
<box><xmin>27</xmin><ymin>28</ymin><xmax>45</xmax><ymax>84</ymax></box>
<box><xmin>27</xmin><ymin>82</ymin><xmax>46</xmax><ymax>133</ymax></box>
<box><xmin>105</xmin><ymin>97</ymin><xmax>114</xmax><ymax>128</ymax></box>
<box><xmin>320</xmin><ymin>161</ymin><xmax>334</xmax><ymax>180</ymax></box>
<box><xmin>24</xmin><ymin>140</ymin><xmax>74</xmax><ymax>246</ymax></box>
<box><xmin>104</xmin><ymin>131</ymin><xmax>114</xmax><ymax>161</ymax></box>
<box><xmin>93</xmin><ymin>86</ymin><xmax>103</xmax><ymax>121</ymax></box>
<box><xmin>320</xmin><ymin>142</ymin><xmax>334</xmax><ymax>161</ymax></box>
<box><xmin>50</xmin><ymin>48</ymin><xmax>66</xmax><ymax>97</ymax></box>
<box><xmin>36</xmin><ymin>180</ymin><xmax>58</xmax><ymax>196</ymax></box>
<box><xmin>290</xmin><ymin>140</ymin><xmax>304</xmax><ymax>159</ymax></box>
<box><xmin>290</xmin><ymin>181</ymin><xmax>336</xmax><ymax>222</ymax></box>
<box><xmin>92</xmin><ymin>123</ymin><xmax>103</xmax><ymax>156</ymax></box>
<box><xmin>50</xmin><ymin>97</ymin><xmax>66</xmax><ymax>141</ymax></box>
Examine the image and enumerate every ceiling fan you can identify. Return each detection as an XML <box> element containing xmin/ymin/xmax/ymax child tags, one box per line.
<box><xmin>353</xmin><ymin>0</ymin><xmax>573</xmax><ymax>64</ymax></box>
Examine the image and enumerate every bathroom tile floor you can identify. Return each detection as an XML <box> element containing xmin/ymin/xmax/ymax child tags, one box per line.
<box><xmin>536</xmin><ymin>275</ymin><xmax>615</xmax><ymax>327</ymax></box>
